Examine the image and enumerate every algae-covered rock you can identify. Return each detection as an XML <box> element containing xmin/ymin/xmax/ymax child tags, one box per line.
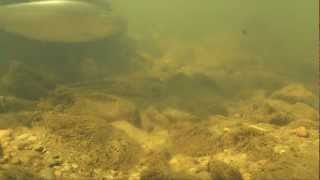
<box><xmin>0</xmin><ymin>111</ymin><xmax>40</xmax><ymax>128</ymax></box>
<box><xmin>39</xmin><ymin>112</ymin><xmax>143</xmax><ymax>171</ymax></box>
<box><xmin>0</xmin><ymin>165</ymin><xmax>41</xmax><ymax>180</ymax></box>
<box><xmin>233</xmin><ymin>96</ymin><xmax>318</xmax><ymax>126</ymax></box>
<box><xmin>140</xmin><ymin>165</ymin><xmax>204</xmax><ymax>180</ymax></box>
<box><xmin>288</xmin><ymin>118</ymin><xmax>319</xmax><ymax>129</ymax></box>
<box><xmin>290</xmin><ymin>102</ymin><xmax>318</xmax><ymax>121</ymax></box>
<box><xmin>0</xmin><ymin>62</ymin><xmax>56</xmax><ymax>100</ymax></box>
<box><xmin>251</xmin><ymin>151</ymin><xmax>319</xmax><ymax>180</ymax></box>
<box><xmin>0</xmin><ymin>96</ymin><xmax>33</xmax><ymax>113</ymax></box>
<box><xmin>169</xmin><ymin>154</ymin><xmax>211</xmax><ymax>179</ymax></box>
<box><xmin>140</xmin><ymin>167</ymin><xmax>170</xmax><ymax>180</ymax></box>
<box><xmin>169</xmin><ymin>122</ymin><xmax>220</xmax><ymax>156</ymax></box>
<box><xmin>208</xmin><ymin>159</ymin><xmax>243</xmax><ymax>180</ymax></box>
<box><xmin>220</xmin><ymin>124</ymin><xmax>278</xmax><ymax>160</ymax></box>
<box><xmin>111</xmin><ymin>120</ymin><xmax>168</xmax><ymax>151</ymax></box>
<box><xmin>0</xmin><ymin>143</ymin><xmax>3</xmax><ymax>158</ymax></box>
<box><xmin>67</xmin><ymin>93</ymin><xmax>139</xmax><ymax>124</ymax></box>
<box><xmin>140</xmin><ymin>107</ymin><xmax>171</xmax><ymax>131</ymax></box>
<box><xmin>140</xmin><ymin>107</ymin><xmax>198</xmax><ymax>131</ymax></box>
<box><xmin>36</xmin><ymin>87</ymin><xmax>77</xmax><ymax>112</ymax></box>
<box><xmin>162</xmin><ymin>108</ymin><xmax>199</xmax><ymax>123</ymax></box>
<box><xmin>271</xmin><ymin>84</ymin><xmax>316</xmax><ymax>106</ymax></box>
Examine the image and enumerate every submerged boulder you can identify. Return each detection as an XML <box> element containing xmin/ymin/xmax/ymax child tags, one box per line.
<box><xmin>271</xmin><ymin>84</ymin><xmax>316</xmax><ymax>106</ymax></box>
<box><xmin>0</xmin><ymin>62</ymin><xmax>55</xmax><ymax>100</ymax></box>
<box><xmin>208</xmin><ymin>159</ymin><xmax>243</xmax><ymax>180</ymax></box>
<box><xmin>0</xmin><ymin>96</ymin><xmax>33</xmax><ymax>113</ymax></box>
<box><xmin>0</xmin><ymin>165</ymin><xmax>41</xmax><ymax>180</ymax></box>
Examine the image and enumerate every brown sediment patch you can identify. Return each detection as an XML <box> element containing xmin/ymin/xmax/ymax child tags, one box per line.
<box><xmin>220</xmin><ymin>124</ymin><xmax>279</xmax><ymax>160</ymax></box>
<box><xmin>37</xmin><ymin>112</ymin><xmax>143</xmax><ymax>172</ymax></box>
<box><xmin>168</xmin><ymin>122</ymin><xmax>221</xmax><ymax>156</ymax></box>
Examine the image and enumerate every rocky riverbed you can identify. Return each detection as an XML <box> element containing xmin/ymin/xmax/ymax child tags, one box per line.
<box><xmin>0</xmin><ymin>81</ymin><xmax>318</xmax><ymax>180</ymax></box>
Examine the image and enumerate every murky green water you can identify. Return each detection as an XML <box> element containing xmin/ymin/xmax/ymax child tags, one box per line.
<box><xmin>0</xmin><ymin>0</ymin><xmax>318</xmax><ymax>179</ymax></box>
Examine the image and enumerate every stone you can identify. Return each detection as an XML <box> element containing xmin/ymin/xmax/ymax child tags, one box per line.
<box><xmin>169</xmin><ymin>122</ymin><xmax>220</xmax><ymax>156</ymax></box>
<box><xmin>18</xmin><ymin>150</ymin><xmax>41</xmax><ymax>164</ymax></box>
<box><xmin>0</xmin><ymin>96</ymin><xmax>33</xmax><ymax>113</ymax></box>
<box><xmin>0</xmin><ymin>144</ymin><xmax>3</xmax><ymax>159</ymax></box>
<box><xmin>71</xmin><ymin>163</ymin><xmax>79</xmax><ymax>169</ymax></box>
<box><xmin>140</xmin><ymin>167</ymin><xmax>168</xmax><ymax>180</ymax></box>
<box><xmin>62</xmin><ymin>164</ymin><xmax>72</xmax><ymax>172</ymax></box>
<box><xmin>48</xmin><ymin>158</ymin><xmax>62</xmax><ymax>168</ymax></box>
<box><xmin>39</xmin><ymin>168</ymin><xmax>55</xmax><ymax>180</ymax></box>
<box><xmin>169</xmin><ymin>154</ymin><xmax>210</xmax><ymax>179</ymax></box>
<box><xmin>0</xmin><ymin>166</ymin><xmax>41</xmax><ymax>180</ymax></box>
<box><xmin>11</xmin><ymin>158</ymin><xmax>21</xmax><ymax>165</ymax></box>
<box><xmin>294</xmin><ymin>126</ymin><xmax>309</xmax><ymax>138</ymax></box>
<box><xmin>291</xmin><ymin>103</ymin><xmax>318</xmax><ymax>121</ymax></box>
<box><xmin>289</xmin><ymin>118</ymin><xmax>318</xmax><ymax>129</ymax></box>
<box><xmin>34</xmin><ymin>145</ymin><xmax>45</xmax><ymax>153</ymax></box>
<box><xmin>271</xmin><ymin>84</ymin><xmax>316</xmax><ymax>106</ymax></box>
<box><xmin>0</xmin><ymin>62</ymin><xmax>55</xmax><ymax>100</ymax></box>
<box><xmin>67</xmin><ymin>95</ymin><xmax>138</xmax><ymax>123</ymax></box>
<box><xmin>17</xmin><ymin>141</ymin><xmax>29</xmax><ymax>150</ymax></box>
<box><xmin>16</xmin><ymin>134</ymin><xmax>30</xmax><ymax>141</ymax></box>
<box><xmin>0</xmin><ymin>129</ymin><xmax>13</xmax><ymax>140</ymax></box>
<box><xmin>54</xmin><ymin>170</ymin><xmax>63</xmax><ymax>177</ymax></box>
<box><xmin>208</xmin><ymin>159</ymin><xmax>243</xmax><ymax>180</ymax></box>
<box><xmin>27</xmin><ymin>136</ymin><xmax>37</xmax><ymax>142</ymax></box>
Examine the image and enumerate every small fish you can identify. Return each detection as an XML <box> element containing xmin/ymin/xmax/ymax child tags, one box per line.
<box><xmin>0</xmin><ymin>0</ymin><xmax>124</xmax><ymax>42</ymax></box>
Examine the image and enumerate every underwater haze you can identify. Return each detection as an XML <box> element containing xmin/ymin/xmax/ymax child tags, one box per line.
<box><xmin>113</xmin><ymin>0</ymin><xmax>318</xmax><ymax>83</ymax></box>
<box><xmin>0</xmin><ymin>0</ymin><xmax>318</xmax><ymax>179</ymax></box>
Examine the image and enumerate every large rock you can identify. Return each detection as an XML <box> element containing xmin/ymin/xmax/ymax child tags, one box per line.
<box><xmin>271</xmin><ymin>84</ymin><xmax>316</xmax><ymax>106</ymax></box>
<box><xmin>0</xmin><ymin>165</ymin><xmax>41</xmax><ymax>180</ymax></box>
<box><xmin>140</xmin><ymin>107</ymin><xmax>198</xmax><ymax>131</ymax></box>
<box><xmin>168</xmin><ymin>122</ymin><xmax>220</xmax><ymax>156</ymax></box>
<box><xmin>39</xmin><ymin>112</ymin><xmax>143</xmax><ymax>171</ymax></box>
<box><xmin>0</xmin><ymin>62</ymin><xmax>55</xmax><ymax>100</ymax></box>
<box><xmin>0</xmin><ymin>96</ymin><xmax>33</xmax><ymax>113</ymax></box>
<box><xmin>208</xmin><ymin>159</ymin><xmax>243</xmax><ymax>180</ymax></box>
<box><xmin>67</xmin><ymin>93</ymin><xmax>139</xmax><ymax>123</ymax></box>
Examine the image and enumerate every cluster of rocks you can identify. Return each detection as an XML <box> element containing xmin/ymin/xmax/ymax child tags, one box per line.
<box><xmin>0</xmin><ymin>83</ymin><xmax>317</xmax><ymax>180</ymax></box>
<box><xmin>0</xmin><ymin>128</ymin><xmax>82</xmax><ymax>179</ymax></box>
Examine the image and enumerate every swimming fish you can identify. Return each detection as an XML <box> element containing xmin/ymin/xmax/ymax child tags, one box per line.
<box><xmin>0</xmin><ymin>0</ymin><xmax>125</xmax><ymax>42</ymax></box>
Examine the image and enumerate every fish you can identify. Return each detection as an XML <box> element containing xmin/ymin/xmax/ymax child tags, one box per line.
<box><xmin>0</xmin><ymin>0</ymin><xmax>125</xmax><ymax>43</ymax></box>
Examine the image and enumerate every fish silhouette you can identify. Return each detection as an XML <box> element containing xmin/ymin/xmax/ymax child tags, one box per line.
<box><xmin>0</xmin><ymin>0</ymin><xmax>125</xmax><ymax>42</ymax></box>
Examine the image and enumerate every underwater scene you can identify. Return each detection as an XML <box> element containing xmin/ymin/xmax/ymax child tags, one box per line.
<box><xmin>0</xmin><ymin>0</ymin><xmax>318</xmax><ymax>179</ymax></box>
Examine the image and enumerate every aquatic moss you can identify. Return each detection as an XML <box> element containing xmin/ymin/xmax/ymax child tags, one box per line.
<box><xmin>208</xmin><ymin>159</ymin><xmax>243</xmax><ymax>180</ymax></box>
<box><xmin>0</xmin><ymin>62</ymin><xmax>55</xmax><ymax>100</ymax></box>
<box><xmin>221</xmin><ymin>124</ymin><xmax>278</xmax><ymax>160</ymax></box>
<box><xmin>168</xmin><ymin>122</ymin><xmax>221</xmax><ymax>156</ymax></box>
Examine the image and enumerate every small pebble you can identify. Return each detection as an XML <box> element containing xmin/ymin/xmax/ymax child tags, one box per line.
<box><xmin>0</xmin><ymin>129</ymin><xmax>13</xmax><ymax>140</ymax></box>
<box><xmin>34</xmin><ymin>145</ymin><xmax>45</xmax><ymax>153</ymax></box>
<box><xmin>234</xmin><ymin>113</ymin><xmax>241</xmax><ymax>118</ymax></box>
<box><xmin>16</xmin><ymin>134</ymin><xmax>30</xmax><ymax>141</ymax></box>
<box><xmin>71</xmin><ymin>163</ymin><xmax>79</xmax><ymax>169</ymax></box>
<box><xmin>27</xmin><ymin>136</ymin><xmax>37</xmax><ymax>142</ymax></box>
<box><xmin>0</xmin><ymin>156</ymin><xmax>9</xmax><ymax>164</ymax></box>
<box><xmin>2</xmin><ymin>141</ymin><xmax>9</xmax><ymax>147</ymax></box>
<box><xmin>48</xmin><ymin>159</ymin><xmax>62</xmax><ymax>167</ymax></box>
<box><xmin>11</xmin><ymin>158</ymin><xmax>21</xmax><ymax>165</ymax></box>
<box><xmin>39</xmin><ymin>168</ymin><xmax>55</xmax><ymax>180</ymax></box>
<box><xmin>294</xmin><ymin>126</ymin><xmax>309</xmax><ymax>138</ymax></box>
<box><xmin>94</xmin><ymin>168</ymin><xmax>103</xmax><ymax>175</ymax></box>
<box><xmin>223</xmin><ymin>128</ymin><xmax>231</xmax><ymax>133</ymax></box>
<box><xmin>189</xmin><ymin>167</ymin><xmax>201</xmax><ymax>174</ymax></box>
<box><xmin>54</xmin><ymin>170</ymin><xmax>63</xmax><ymax>177</ymax></box>
<box><xmin>62</xmin><ymin>164</ymin><xmax>72</xmax><ymax>171</ymax></box>
<box><xmin>17</xmin><ymin>141</ymin><xmax>29</xmax><ymax>150</ymax></box>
